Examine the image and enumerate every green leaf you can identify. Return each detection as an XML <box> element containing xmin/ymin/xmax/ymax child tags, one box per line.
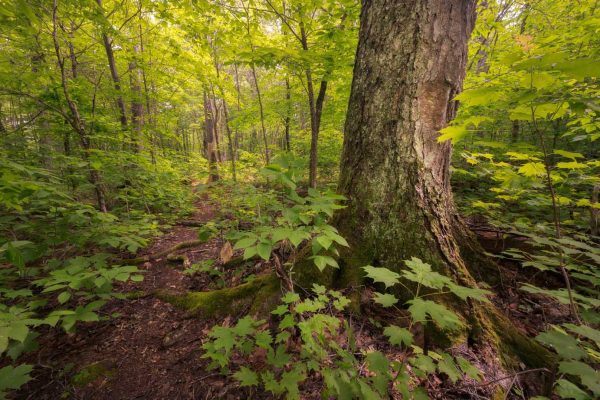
<box><xmin>536</xmin><ymin>330</ymin><xmax>586</xmax><ymax>360</ymax></box>
<box><xmin>447</xmin><ymin>283</ymin><xmax>490</xmax><ymax>302</ymax></box>
<box><xmin>556</xmin><ymin>58</ymin><xmax>600</xmax><ymax>80</ymax></box>
<box><xmin>311</xmin><ymin>255</ymin><xmax>338</xmax><ymax>271</ymax></box>
<box><xmin>362</xmin><ymin>266</ymin><xmax>400</xmax><ymax>289</ymax></box>
<box><xmin>564</xmin><ymin>324</ymin><xmax>600</xmax><ymax>345</ymax></box>
<box><xmin>8</xmin><ymin>324</ymin><xmax>29</xmax><ymax>343</ymax></box>
<box><xmin>366</xmin><ymin>351</ymin><xmax>389</xmax><ymax>375</ymax></box>
<box><xmin>279</xmin><ymin>314</ymin><xmax>295</xmax><ymax>330</ymax></box>
<box><xmin>233</xmin><ymin>366</ymin><xmax>259</xmax><ymax>387</ymax></box>
<box><xmin>454</xmin><ymin>87</ymin><xmax>504</xmax><ymax>106</ymax></box>
<box><xmin>558</xmin><ymin>361</ymin><xmax>600</xmax><ymax>396</ymax></box>
<box><xmin>555</xmin><ymin>379</ymin><xmax>591</xmax><ymax>400</ymax></box>
<box><xmin>312</xmin><ymin>284</ymin><xmax>327</xmax><ymax>295</ymax></box>
<box><xmin>58</xmin><ymin>291</ymin><xmax>71</xmax><ymax>304</ymax></box>
<box><xmin>372</xmin><ymin>292</ymin><xmax>398</xmax><ymax>308</ymax></box>
<box><xmin>234</xmin><ymin>236</ymin><xmax>257</xmax><ymax>250</ymax></box>
<box><xmin>410</xmin><ymin>354</ymin><xmax>436</xmax><ymax>376</ymax></box>
<box><xmin>554</xmin><ymin>150</ymin><xmax>584</xmax><ymax>160</ymax></box>
<box><xmin>456</xmin><ymin>356</ymin><xmax>482</xmax><ymax>381</ymax></box>
<box><xmin>437</xmin><ymin>125</ymin><xmax>469</xmax><ymax>144</ymax></box>
<box><xmin>232</xmin><ymin>316</ymin><xmax>257</xmax><ymax>337</ymax></box>
<box><xmin>282</xmin><ymin>292</ymin><xmax>300</xmax><ymax>304</ymax></box>
<box><xmin>437</xmin><ymin>353</ymin><xmax>461</xmax><ymax>383</ymax></box>
<box><xmin>327</xmin><ymin>232</ymin><xmax>349</xmax><ymax>247</ymax></box>
<box><xmin>520</xmin><ymin>72</ymin><xmax>557</xmax><ymax>90</ymax></box>
<box><xmin>518</xmin><ymin>162</ymin><xmax>546</xmax><ymax>177</ymax></box>
<box><xmin>315</xmin><ymin>235</ymin><xmax>333</xmax><ymax>250</ymax></box>
<box><xmin>271</xmin><ymin>304</ymin><xmax>288</xmax><ymax>316</ymax></box>
<box><xmin>288</xmin><ymin>230</ymin><xmax>309</xmax><ymax>247</ymax></box>
<box><xmin>256</xmin><ymin>242</ymin><xmax>272</xmax><ymax>261</ymax></box>
<box><xmin>407</xmin><ymin>299</ymin><xmax>463</xmax><ymax>330</ymax></box>
<box><xmin>556</xmin><ymin>161</ymin><xmax>587</xmax><ymax>170</ymax></box>
<box><xmin>255</xmin><ymin>331</ymin><xmax>272</xmax><ymax>349</ymax></box>
<box><xmin>267</xmin><ymin>345</ymin><xmax>291</xmax><ymax>369</ymax></box>
<box><xmin>383</xmin><ymin>325</ymin><xmax>412</xmax><ymax>347</ymax></box>
<box><xmin>279</xmin><ymin>365</ymin><xmax>306</xmax><ymax>400</ymax></box>
<box><xmin>0</xmin><ymin>364</ymin><xmax>33</xmax><ymax>392</ymax></box>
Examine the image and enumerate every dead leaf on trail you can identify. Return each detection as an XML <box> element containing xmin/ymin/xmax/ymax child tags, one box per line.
<box><xmin>219</xmin><ymin>241</ymin><xmax>233</xmax><ymax>264</ymax></box>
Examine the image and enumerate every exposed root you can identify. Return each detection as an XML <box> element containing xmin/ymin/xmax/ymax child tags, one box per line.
<box><xmin>167</xmin><ymin>253</ymin><xmax>191</xmax><ymax>267</ymax></box>
<box><xmin>156</xmin><ymin>273</ymin><xmax>281</xmax><ymax>318</ymax></box>
<box><xmin>121</xmin><ymin>240</ymin><xmax>204</xmax><ymax>264</ymax></box>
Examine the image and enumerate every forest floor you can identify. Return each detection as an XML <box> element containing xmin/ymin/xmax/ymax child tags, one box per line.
<box><xmin>16</xmin><ymin>188</ymin><xmax>570</xmax><ymax>400</ymax></box>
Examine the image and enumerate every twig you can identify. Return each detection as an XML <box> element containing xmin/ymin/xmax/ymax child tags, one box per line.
<box><xmin>476</xmin><ymin>367</ymin><xmax>550</xmax><ymax>388</ymax></box>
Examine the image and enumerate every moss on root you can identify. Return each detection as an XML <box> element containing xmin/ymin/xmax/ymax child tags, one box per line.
<box><xmin>487</xmin><ymin>307</ymin><xmax>557</xmax><ymax>368</ymax></box>
<box><xmin>157</xmin><ymin>273</ymin><xmax>280</xmax><ymax>318</ymax></box>
<box><xmin>72</xmin><ymin>361</ymin><xmax>115</xmax><ymax>387</ymax></box>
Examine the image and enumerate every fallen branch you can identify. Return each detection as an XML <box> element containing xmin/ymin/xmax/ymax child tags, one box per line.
<box><xmin>476</xmin><ymin>367</ymin><xmax>550</xmax><ymax>388</ymax></box>
<box><xmin>122</xmin><ymin>240</ymin><xmax>204</xmax><ymax>264</ymax></box>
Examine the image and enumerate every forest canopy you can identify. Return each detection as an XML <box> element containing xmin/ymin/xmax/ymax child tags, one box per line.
<box><xmin>0</xmin><ymin>0</ymin><xmax>598</xmax><ymax>399</ymax></box>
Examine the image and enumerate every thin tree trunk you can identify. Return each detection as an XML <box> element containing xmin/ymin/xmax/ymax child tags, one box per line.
<box><xmin>97</xmin><ymin>0</ymin><xmax>128</xmax><ymax>130</ymax></box>
<box><xmin>251</xmin><ymin>65</ymin><xmax>270</xmax><ymax>165</ymax></box>
<box><xmin>212</xmin><ymin>47</ymin><xmax>237</xmax><ymax>181</ymax></box>
<box><xmin>53</xmin><ymin>0</ymin><xmax>107</xmax><ymax>212</ymax></box>
<box><xmin>203</xmin><ymin>91</ymin><xmax>220</xmax><ymax>182</ymax></box>
<box><xmin>300</xmin><ymin>22</ymin><xmax>320</xmax><ymax>188</ymax></box>
<box><xmin>284</xmin><ymin>76</ymin><xmax>291</xmax><ymax>151</ymax></box>
<box><xmin>591</xmin><ymin>185</ymin><xmax>599</xmax><ymax>236</ymax></box>
<box><xmin>234</xmin><ymin>63</ymin><xmax>242</xmax><ymax>153</ymax></box>
<box><xmin>129</xmin><ymin>43</ymin><xmax>144</xmax><ymax>152</ymax></box>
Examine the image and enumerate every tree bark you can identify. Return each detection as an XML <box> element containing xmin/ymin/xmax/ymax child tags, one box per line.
<box><xmin>336</xmin><ymin>0</ymin><xmax>476</xmax><ymax>270</ymax></box>
<box><xmin>328</xmin><ymin>0</ymin><xmax>552</xmax><ymax>371</ymax></box>
<box><xmin>52</xmin><ymin>0</ymin><xmax>107</xmax><ymax>213</ymax></box>
<box><xmin>284</xmin><ymin>76</ymin><xmax>291</xmax><ymax>151</ymax></box>
<box><xmin>129</xmin><ymin>43</ymin><xmax>144</xmax><ymax>152</ymax></box>
<box><xmin>97</xmin><ymin>0</ymin><xmax>128</xmax><ymax>130</ymax></box>
<box><xmin>251</xmin><ymin>64</ymin><xmax>270</xmax><ymax>165</ymax></box>
<box><xmin>203</xmin><ymin>91</ymin><xmax>220</xmax><ymax>182</ymax></box>
<box><xmin>299</xmin><ymin>22</ymin><xmax>320</xmax><ymax>188</ymax></box>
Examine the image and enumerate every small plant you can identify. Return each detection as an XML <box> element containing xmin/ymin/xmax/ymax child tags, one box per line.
<box><xmin>230</xmin><ymin>155</ymin><xmax>347</xmax><ymax>275</ymax></box>
<box><xmin>202</xmin><ymin>258</ymin><xmax>486</xmax><ymax>399</ymax></box>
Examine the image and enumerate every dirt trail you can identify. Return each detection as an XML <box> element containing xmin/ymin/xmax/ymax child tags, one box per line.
<box><xmin>20</xmin><ymin>201</ymin><xmax>235</xmax><ymax>400</ymax></box>
<box><xmin>17</xmin><ymin>197</ymin><xmax>569</xmax><ymax>400</ymax></box>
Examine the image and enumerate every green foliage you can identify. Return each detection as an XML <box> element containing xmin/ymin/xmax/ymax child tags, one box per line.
<box><xmin>231</xmin><ymin>155</ymin><xmax>347</xmax><ymax>273</ymax></box>
<box><xmin>0</xmin><ymin>364</ymin><xmax>32</xmax><ymax>399</ymax></box>
<box><xmin>203</xmin><ymin>255</ymin><xmax>486</xmax><ymax>398</ymax></box>
<box><xmin>363</xmin><ymin>258</ymin><xmax>490</xmax><ymax>330</ymax></box>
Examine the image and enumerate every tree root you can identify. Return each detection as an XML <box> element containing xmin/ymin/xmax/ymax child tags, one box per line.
<box><xmin>156</xmin><ymin>273</ymin><xmax>281</xmax><ymax>318</ymax></box>
<box><xmin>121</xmin><ymin>240</ymin><xmax>204</xmax><ymax>264</ymax></box>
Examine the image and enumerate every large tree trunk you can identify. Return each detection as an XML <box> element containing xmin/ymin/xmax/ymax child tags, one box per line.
<box><xmin>328</xmin><ymin>0</ymin><xmax>552</xmax><ymax>372</ymax></box>
<box><xmin>336</xmin><ymin>0</ymin><xmax>475</xmax><ymax>271</ymax></box>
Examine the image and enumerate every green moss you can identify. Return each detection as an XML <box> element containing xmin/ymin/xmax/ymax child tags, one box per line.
<box><xmin>72</xmin><ymin>361</ymin><xmax>115</xmax><ymax>387</ymax></box>
<box><xmin>490</xmin><ymin>309</ymin><xmax>556</xmax><ymax>368</ymax></box>
<box><xmin>124</xmin><ymin>290</ymin><xmax>146</xmax><ymax>300</ymax></box>
<box><xmin>157</xmin><ymin>273</ymin><xmax>280</xmax><ymax>318</ymax></box>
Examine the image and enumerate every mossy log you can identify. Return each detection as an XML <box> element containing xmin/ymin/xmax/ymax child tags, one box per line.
<box><xmin>156</xmin><ymin>273</ymin><xmax>280</xmax><ymax>318</ymax></box>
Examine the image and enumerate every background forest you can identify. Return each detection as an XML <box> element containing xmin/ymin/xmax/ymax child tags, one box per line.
<box><xmin>0</xmin><ymin>0</ymin><xmax>598</xmax><ymax>399</ymax></box>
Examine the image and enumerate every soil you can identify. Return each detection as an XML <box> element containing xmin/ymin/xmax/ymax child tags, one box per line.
<box><xmin>15</xmin><ymin>193</ymin><xmax>570</xmax><ymax>400</ymax></box>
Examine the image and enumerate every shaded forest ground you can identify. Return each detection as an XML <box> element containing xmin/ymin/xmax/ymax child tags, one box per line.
<box><xmin>16</xmin><ymin>187</ymin><xmax>571</xmax><ymax>400</ymax></box>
